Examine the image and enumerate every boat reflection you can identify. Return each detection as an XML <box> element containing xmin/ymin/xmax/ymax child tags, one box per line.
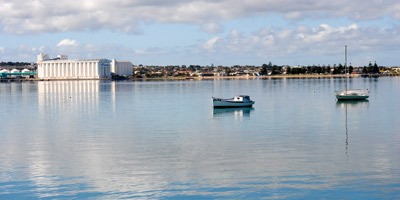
<box><xmin>345</xmin><ymin>102</ymin><xmax>349</xmax><ymax>155</ymax></box>
<box><xmin>336</xmin><ymin>100</ymin><xmax>368</xmax><ymax>155</ymax></box>
<box><xmin>213</xmin><ymin>107</ymin><xmax>254</xmax><ymax>118</ymax></box>
<box><xmin>336</xmin><ymin>100</ymin><xmax>369</xmax><ymax>109</ymax></box>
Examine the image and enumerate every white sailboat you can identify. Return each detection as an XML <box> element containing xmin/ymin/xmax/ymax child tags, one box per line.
<box><xmin>335</xmin><ymin>45</ymin><xmax>369</xmax><ymax>101</ymax></box>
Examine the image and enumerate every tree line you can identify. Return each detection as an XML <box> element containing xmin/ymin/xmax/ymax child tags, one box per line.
<box><xmin>0</xmin><ymin>62</ymin><xmax>32</xmax><ymax>66</ymax></box>
<box><xmin>260</xmin><ymin>61</ymin><xmax>381</xmax><ymax>75</ymax></box>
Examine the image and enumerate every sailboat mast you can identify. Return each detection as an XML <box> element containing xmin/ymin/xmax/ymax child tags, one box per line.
<box><xmin>345</xmin><ymin>45</ymin><xmax>348</xmax><ymax>92</ymax></box>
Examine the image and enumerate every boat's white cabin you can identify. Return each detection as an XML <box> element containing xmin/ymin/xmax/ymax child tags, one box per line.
<box><xmin>233</xmin><ymin>95</ymin><xmax>251</xmax><ymax>102</ymax></box>
<box><xmin>336</xmin><ymin>89</ymin><xmax>369</xmax><ymax>96</ymax></box>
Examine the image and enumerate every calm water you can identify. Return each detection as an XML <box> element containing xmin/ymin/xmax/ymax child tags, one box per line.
<box><xmin>1</xmin><ymin>77</ymin><xmax>399</xmax><ymax>199</ymax></box>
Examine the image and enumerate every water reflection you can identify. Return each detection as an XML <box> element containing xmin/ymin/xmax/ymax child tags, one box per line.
<box><xmin>213</xmin><ymin>107</ymin><xmax>254</xmax><ymax>118</ymax></box>
<box><xmin>36</xmin><ymin>81</ymin><xmax>118</xmax><ymax>116</ymax></box>
<box><xmin>2</xmin><ymin>79</ymin><xmax>400</xmax><ymax>199</ymax></box>
<box><xmin>345</xmin><ymin>102</ymin><xmax>349</xmax><ymax>155</ymax></box>
<box><xmin>335</xmin><ymin>100</ymin><xmax>369</xmax><ymax>109</ymax></box>
<box><xmin>336</xmin><ymin>100</ymin><xmax>369</xmax><ymax>155</ymax></box>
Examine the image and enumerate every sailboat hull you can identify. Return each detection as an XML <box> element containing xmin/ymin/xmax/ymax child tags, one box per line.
<box><xmin>335</xmin><ymin>90</ymin><xmax>369</xmax><ymax>101</ymax></box>
<box><xmin>336</xmin><ymin>95</ymin><xmax>369</xmax><ymax>101</ymax></box>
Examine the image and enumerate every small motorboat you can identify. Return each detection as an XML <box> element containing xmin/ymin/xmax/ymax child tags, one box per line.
<box><xmin>212</xmin><ymin>95</ymin><xmax>255</xmax><ymax>108</ymax></box>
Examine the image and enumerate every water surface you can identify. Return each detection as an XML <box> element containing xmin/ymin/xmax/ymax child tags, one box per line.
<box><xmin>1</xmin><ymin>77</ymin><xmax>399</xmax><ymax>199</ymax></box>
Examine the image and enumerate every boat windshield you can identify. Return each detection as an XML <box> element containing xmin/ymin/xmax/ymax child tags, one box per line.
<box><xmin>242</xmin><ymin>96</ymin><xmax>250</xmax><ymax>101</ymax></box>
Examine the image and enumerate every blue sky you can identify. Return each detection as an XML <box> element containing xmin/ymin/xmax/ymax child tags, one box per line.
<box><xmin>1</xmin><ymin>0</ymin><xmax>400</xmax><ymax>66</ymax></box>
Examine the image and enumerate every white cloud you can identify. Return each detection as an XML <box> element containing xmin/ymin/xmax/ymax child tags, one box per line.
<box><xmin>2</xmin><ymin>20</ymin><xmax>400</xmax><ymax>66</ymax></box>
<box><xmin>0</xmin><ymin>47</ymin><xmax>4</xmax><ymax>54</ymax></box>
<box><xmin>284</xmin><ymin>12</ymin><xmax>303</xmax><ymax>20</ymax></box>
<box><xmin>194</xmin><ymin>23</ymin><xmax>400</xmax><ymax>65</ymax></box>
<box><xmin>201</xmin><ymin>22</ymin><xmax>224</xmax><ymax>34</ymax></box>
<box><xmin>57</xmin><ymin>39</ymin><xmax>79</xmax><ymax>47</ymax></box>
<box><xmin>39</xmin><ymin>46</ymin><xmax>48</xmax><ymax>53</ymax></box>
<box><xmin>1</xmin><ymin>0</ymin><xmax>400</xmax><ymax>67</ymax></box>
<box><xmin>202</xmin><ymin>37</ymin><xmax>221</xmax><ymax>51</ymax></box>
<box><xmin>1</xmin><ymin>0</ymin><xmax>399</xmax><ymax>34</ymax></box>
<box><xmin>134</xmin><ymin>48</ymin><xmax>168</xmax><ymax>56</ymax></box>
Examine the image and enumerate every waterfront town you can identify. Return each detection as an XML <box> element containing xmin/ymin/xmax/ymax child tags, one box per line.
<box><xmin>130</xmin><ymin>62</ymin><xmax>400</xmax><ymax>79</ymax></box>
<box><xmin>1</xmin><ymin>55</ymin><xmax>400</xmax><ymax>80</ymax></box>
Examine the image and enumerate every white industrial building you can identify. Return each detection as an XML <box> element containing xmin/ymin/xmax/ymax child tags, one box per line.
<box><xmin>36</xmin><ymin>53</ymin><xmax>133</xmax><ymax>79</ymax></box>
<box><xmin>110</xmin><ymin>59</ymin><xmax>132</xmax><ymax>76</ymax></box>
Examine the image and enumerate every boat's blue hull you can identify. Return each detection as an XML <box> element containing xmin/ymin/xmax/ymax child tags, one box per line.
<box><xmin>335</xmin><ymin>89</ymin><xmax>369</xmax><ymax>101</ymax></box>
<box><xmin>213</xmin><ymin>100</ymin><xmax>254</xmax><ymax>108</ymax></box>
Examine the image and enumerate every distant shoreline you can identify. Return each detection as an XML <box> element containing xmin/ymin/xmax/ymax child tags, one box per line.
<box><xmin>130</xmin><ymin>74</ymin><xmax>364</xmax><ymax>80</ymax></box>
<box><xmin>1</xmin><ymin>74</ymin><xmax>396</xmax><ymax>82</ymax></box>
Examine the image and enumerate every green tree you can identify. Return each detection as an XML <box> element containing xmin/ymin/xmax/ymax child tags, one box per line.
<box><xmin>362</xmin><ymin>66</ymin><xmax>368</xmax><ymax>74</ymax></box>
<box><xmin>286</xmin><ymin>67</ymin><xmax>292</xmax><ymax>74</ymax></box>
<box><xmin>338</xmin><ymin>63</ymin><xmax>344</xmax><ymax>74</ymax></box>
<box><xmin>348</xmin><ymin>65</ymin><xmax>353</xmax><ymax>74</ymax></box>
<box><xmin>260</xmin><ymin>64</ymin><xmax>268</xmax><ymax>75</ymax></box>
<box><xmin>291</xmin><ymin>67</ymin><xmax>300</xmax><ymax>74</ymax></box>
<box><xmin>326</xmin><ymin>66</ymin><xmax>331</xmax><ymax>74</ymax></box>
<box><xmin>372</xmin><ymin>62</ymin><xmax>379</xmax><ymax>74</ymax></box>
<box><xmin>267</xmin><ymin>62</ymin><xmax>272</xmax><ymax>69</ymax></box>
